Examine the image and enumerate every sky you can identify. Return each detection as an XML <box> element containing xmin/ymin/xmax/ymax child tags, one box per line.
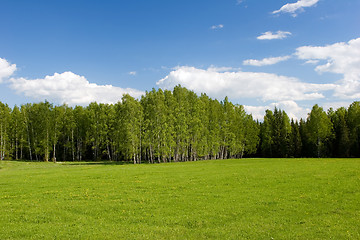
<box><xmin>1</xmin><ymin>0</ymin><xmax>359</xmax><ymax>120</ymax></box>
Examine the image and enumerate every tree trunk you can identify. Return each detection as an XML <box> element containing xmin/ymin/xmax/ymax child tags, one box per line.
<box><xmin>15</xmin><ymin>134</ymin><xmax>18</xmax><ymax>160</ymax></box>
<box><xmin>72</xmin><ymin>129</ymin><xmax>75</xmax><ymax>161</ymax></box>
<box><xmin>45</xmin><ymin>128</ymin><xmax>49</xmax><ymax>162</ymax></box>
<box><xmin>0</xmin><ymin>123</ymin><xmax>3</xmax><ymax>160</ymax></box>
<box><xmin>53</xmin><ymin>143</ymin><xmax>56</xmax><ymax>163</ymax></box>
<box><xmin>20</xmin><ymin>142</ymin><xmax>23</xmax><ymax>160</ymax></box>
<box><xmin>240</xmin><ymin>145</ymin><xmax>245</xmax><ymax>159</ymax></box>
<box><xmin>150</xmin><ymin>144</ymin><xmax>154</xmax><ymax>164</ymax></box>
<box><xmin>107</xmin><ymin>142</ymin><xmax>111</xmax><ymax>161</ymax></box>
<box><xmin>139</xmin><ymin>120</ymin><xmax>142</xmax><ymax>164</ymax></box>
<box><xmin>26</xmin><ymin>121</ymin><xmax>32</xmax><ymax>161</ymax></box>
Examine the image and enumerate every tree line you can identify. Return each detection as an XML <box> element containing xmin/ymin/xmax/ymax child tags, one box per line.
<box><xmin>0</xmin><ymin>86</ymin><xmax>359</xmax><ymax>163</ymax></box>
<box><xmin>258</xmin><ymin>103</ymin><xmax>360</xmax><ymax>158</ymax></box>
<box><xmin>0</xmin><ymin>86</ymin><xmax>258</xmax><ymax>163</ymax></box>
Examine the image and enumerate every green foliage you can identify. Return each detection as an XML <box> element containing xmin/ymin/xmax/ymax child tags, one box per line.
<box><xmin>260</xmin><ymin>108</ymin><xmax>291</xmax><ymax>157</ymax></box>
<box><xmin>347</xmin><ymin>102</ymin><xmax>360</xmax><ymax>156</ymax></box>
<box><xmin>9</xmin><ymin>105</ymin><xmax>26</xmax><ymax>160</ymax></box>
<box><xmin>328</xmin><ymin>107</ymin><xmax>350</xmax><ymax>157</ymax></box>
<box><xmin>1</xmin><ymin>159</ymin><xmax>359</xmax><ymax>239</ymax></box>
<box><xmin>0</xmin><ymin>94</ymin><xmax>359</xmax><ymax>161</ymax></box>
<box><xmin>119</xmin><ymin>94</ymin><xmax>143</xmax><ymax>163</ymax></box>
<box><xmin>307</xmin><ymin>104</ymin><xmax>333</xmax><ymax>157</ymax></box>
<box><xmin>289</xmin><ymin>120</ymin><xmax>302</xmax><ymax>157</ymax></box>
<box><xmin>0</xmin><ymin>102</ymin><xmax>11</xmax><ymax>160</ymax></box>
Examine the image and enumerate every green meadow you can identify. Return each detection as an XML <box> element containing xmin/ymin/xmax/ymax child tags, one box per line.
<box><xmin>0</xmin><ymin>158</ymin><xmax>359</xmax><ymax>239</ymax></box>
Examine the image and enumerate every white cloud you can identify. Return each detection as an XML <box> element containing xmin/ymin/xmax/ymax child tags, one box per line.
<box><xmin>129</xmin><ymin>71</ymin><xmax>137</xmax><ymax>76</ymax></box>
<box><xmin>296</xmin><ymin>38</ymin><xmax>360</xmax><ymax>99</ymax></box>
<box><xmin>236</xmin><ymin>0</ymin><xmax>243</xmax><ymax>4</ymax></box>
<box><xmin>211</xmin><ymin>24</ymin><xmax>224</xmax><ymax>30</ymax></box>
<box><xmin>243</xmin><ymin>56</ymin><xmax>291</xmax><ymax>66</ymax></box>
<box><xmin>271</xmin><ymin>100</ymin><xmax>310</xmax><ymax>120</ymax></box>
<box><xmin>257</xmin><ymin>31</ymin><xmax>292</xmax><ymax>40</ymax></box>
<box><xmin>0</xmin><ymin>58</ymin><xmax>16</xmax><ymax>83</ymax></box>
<box><xmin>207</xmin><ymin>65</ymin><xmax>241</xmax><ymax>72</ymax></box>
<box><xmin>245</xmin><ymin>101</ymin><xmax>310</xmax><ymax>121</ymax></box>
<box><xmin>322</xmin><ymin>101</ymin><xmax>354</xmax><ymax>112</ymax></box>
<box><xmin>157</xmin><ymin>66</ymin><xmax>335</xmax><ymax>102</ymax></box>
<box><xmin>272</xmin><ymin>0</ymin><xmax>319</xmax><ymax>17</ymax></box>
<box><xmin>243</xmin><ymin>105</ymin><xmax>268</xmax><ymax>121</ymax></box>
<box><xmin>304</xmin><ymin>59</ymin><xmax>319</xmax><ymax>65</ymax></box>
<box><xmin>10</xmin><ymin>71</ymin><xmax>144</xmax><ymax>105</ymax></box>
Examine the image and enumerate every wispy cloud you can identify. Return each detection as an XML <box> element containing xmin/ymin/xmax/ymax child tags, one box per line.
<box><xmin>207</xmin><ymin>65</ymin><xmax>241</xmax><ymax>72</ymax></box>
<box><xmin>304</xmin><ymin>60</ymin><xmax>319</xmax><ymax>65</ymax></box>
<box><xmin>272</xmin><ymin>0</ymin><xmax>319</xmax><ymax>17</ymax></box>
<box><xmin>257</xmin><ymin>31</ymin><xmax>292</xmax><ymax>40</ymax></box>
<box><xmin>243</xmin><ymin>56</ymin><xmax>291</xmax><ymax>66</ymax></box>
<box><xmin>129</xmin><ymin>71</ymin><xmax>137</xmax><ymax>76</ymax></box>
<box><xmin>210</xmin><ymin>24</ymin><xmax>224</xmax><ymax>30</ymax></box>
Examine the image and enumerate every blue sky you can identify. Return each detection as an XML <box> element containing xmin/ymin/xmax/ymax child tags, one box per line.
<box><xmin>1</xmin><ymin>0</ymin><xmax>359</xmax><ymax>119</ymax></box>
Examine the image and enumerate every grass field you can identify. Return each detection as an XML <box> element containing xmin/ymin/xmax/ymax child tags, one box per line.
<box><xmin>0</xmin><ymin>158</ymin><xmax>359</xmax><ymax>239</ymax></box>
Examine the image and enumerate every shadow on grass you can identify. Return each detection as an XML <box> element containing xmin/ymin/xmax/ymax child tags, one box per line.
<box><xmin>62</xmin><ymin>161</ymin><xmax>128</xmax><ymax>166</ymax></box>
<box><xmin>63</xmin><ymin>161</ymin><xmax>158</xmax><ymax>166</ymax></box>
<box><xmin>5</xmin><ymin>159</ymin><xmax>133</xmax><ymax>166</ymax></box>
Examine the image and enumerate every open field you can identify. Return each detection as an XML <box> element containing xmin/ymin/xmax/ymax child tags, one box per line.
<box><xmin>0</xmin><ymin>158</ymin><xmax>359</xmax><ymax>239</ymax></box>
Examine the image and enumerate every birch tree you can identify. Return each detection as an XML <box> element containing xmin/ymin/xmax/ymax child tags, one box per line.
<box><xmin>307</xmin><ymin>104</ymin><xmax>333</xmax><ymax>157</ymax></box>
<box><xmin>0</xmin><ymin>102</ymin><xmax>11</xmax><ymax>160</ymax></box>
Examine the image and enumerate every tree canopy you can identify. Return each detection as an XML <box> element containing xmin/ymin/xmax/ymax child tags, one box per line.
<box><xmin>0</xmin><ymin>87</ymin><xmax>359</xmax><ymax>162</ymax></box>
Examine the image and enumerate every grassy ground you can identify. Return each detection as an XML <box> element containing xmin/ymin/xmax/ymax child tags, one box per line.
<box><xmin>0</xmin><ymin>158</ymin><xmax>359</xmax><ymax>239</ymax></box>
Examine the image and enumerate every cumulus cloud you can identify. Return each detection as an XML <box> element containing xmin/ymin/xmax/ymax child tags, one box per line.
<box><xmin>243</xmin><ymin>105</ymin><xmax>268</xmax><ymax>121</ymax></box>
<box><xmin>10</xmin><ymin>71</ymin><xmax>144</xmax><ymax>105</ymax></box>
<box><xmin>322</xmin><ymin>101</ymin><xmax>354</xmax><ymax>112</ymax></box>
<box><xmin>272</xmin><ymin>0</ymin><xmax>319</xmax><ymax>17</ymax></box>
<box><xmin>245</xmin><ymin>101</ymin><xmax>310</xmax><ymax>120</ymax></box>
<box><xmin>257</xmin><ymin>31</ymin><xmax>291</xmax><ymax>40</ymax></box>
<box><xmin>271</xmin><ymin>100</ymin><xmax>310</xmax><ymax>120</ymax></box>
<box><xmin>243</xmin><ymin>56</ymin><xmax>291</xmax><ymax>66</ymax></box>
<box><xmin>211</xmin><ymin>24</ymin><xmax>224</xmax><ymax>30</ymax></box>
<box><xmin>157</xmin><ymin>66</ymin><xmax>335</xmax><ymax>102</ymax></box>
<box><xmin>0</xmin><ymin>58</ymin><xmax>16</xmax><ymax>83</ymax></box>
<box><xmin>296</xmin><ymin>38</ymin><xmax>360</xmax><ymax>99</ymax></box>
